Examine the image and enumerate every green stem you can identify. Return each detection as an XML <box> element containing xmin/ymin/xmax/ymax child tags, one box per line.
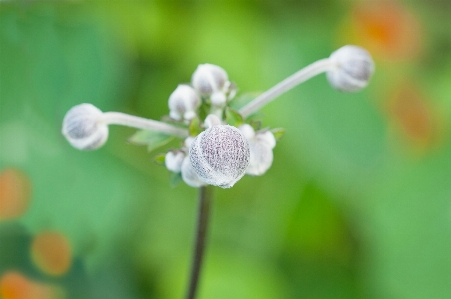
<box><xmin>185</xmin><ymin>185</ymin><xmax>214</xmax><ymax>299</ymax></box>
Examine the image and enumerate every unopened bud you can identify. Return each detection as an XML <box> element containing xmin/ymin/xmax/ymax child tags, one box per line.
<box><xmin>168</xmin><ymin>84</ymin><xmax>201</xmax><ymax>121</ymax></box>
<box><xmin>239</xmin><ymin>127</ymin><xmax>276</xmax><ymax>176</ymax></box>
<box><xmin>238</xmin><ymin>124</ymin><xmax>256</xmax><ymax>140</ymax></box>
<box><xmin>181</xmin><ymin>156</ymin><xmax>207</xmax><ymax>187</ymax></box>
<box><xmin>327</xmin><ymin>45</ymin><xmax>375</xmax><ymax>92</ymax></box>
<box><xmin>192</xmin><ymin>64</ymin><xmax>229</xmax><ymax>106</ymax></box>
<box><xmin>189</xmin><ymin>125</ymin><xmax>250</xmax><ymax>188</ymax></box>
<box><xmin>62</xmin><ymin>103</ymin><xmax>108</xmax><ymax>150</ymax></box>
<box><xmin>165</xmin><ymin>151</ymin><xmax>185</xmax><ymax>173</ymax></box>
<box><xmin>204</xmin><ymin>114</ymin><xmax>221</xmax><ymax>128</ymax></box>
<box><xmin>245</xmin><ymin>130</ymin><xmax>276</xmax><ymax>176</ymax></box>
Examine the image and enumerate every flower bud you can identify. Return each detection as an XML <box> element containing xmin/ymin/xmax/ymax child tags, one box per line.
<box><xmin>204</xmin><ymin>114</ymin><xmax>221</xmax><ymax>128</ymax></box>
<box><xmin>238</xmin><ymin>124</ymin><xmax>255</xmax><ymax>140</ymax></box>
<box><xmin>165</xmin><ymin>151</ymin><xmax>185</xmax><ymax>173</ymax></box>
<box><xmin>239</xmin><ymin>126</ymin><xmax>276</xmax><ymax>176</ymax></box>
<box><xmin>181</xmin><ymin>156</ymin><xmax>207</xmax><ymax>188</ymax></box>
<box><xmin>191</xmin><ymin>64</ymin><xmax>229</xmax><ymax>106</ymax></box>
<box><xmin>62</xmin><ymin>103</ymin><xmax>108</xmax><ymax>150</ymax></box>
<box><xmin>246</xmin><ymin>139</ymin><xmax>274</xmax><ymax>176</ymax></box>
<box><xmin>326</xmin><ymin>45</ymin><xmax>375</xmax><ymax>92</ymax></box>
<box><xmin>258</xmin><ymin>130</ymin><xmax>276</xmax><ymax>149</ymax></box>
<box><xmin>189</xmin><ymin>125</ymin><xmax>250</xmax><ymax>188</ymax></box>
<box><xmin>168</xmin><ymin>84</ymin><xmax>201</xmax><ymax>121</ymax></box>
<box><xmin>184</xmin><ymin>136</ymin><xmax>195</xmax><ymax>149</ymax></box>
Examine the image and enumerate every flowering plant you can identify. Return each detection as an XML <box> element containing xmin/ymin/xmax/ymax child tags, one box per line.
<box><xmin>62</xmin><ymin>45</ymin><xmax>374</xmax><ymax>299</ymax></box>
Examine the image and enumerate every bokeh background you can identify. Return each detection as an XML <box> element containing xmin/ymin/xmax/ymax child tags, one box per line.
<box><xmin>1</xmin><ymin>0</ymin><xmax>451</xmax><ymax>298</ymax></box>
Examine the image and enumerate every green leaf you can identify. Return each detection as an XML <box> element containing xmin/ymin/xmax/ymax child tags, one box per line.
<box><xmin>153</xmin><ymin>153</ymin><xmax>166</xmax><ymax>166</ymax></box>
<box><xmin>128</xmin><ymin>130</ymin><xmax>174</xmax><ymax>152</ymax></box>
<box><xmin>225</xmin><ymin>107</ymin><xmax>244</xmax><ymax>127</ymax></box>
<box><xmin>170</xmin><ymin>172</ymin><xmax>183</xmax><ymax>188</ymax></box>
<box><xmin>188</xmin><ymin>116</ymin><xmax>202</xmax><ymax>136</ymax></box>
<box><xmin>249</xmin><ymin>119</ymin><xmax>262</xmax><ymax>131</ymax></box>
<box><xmin>271</xmin><ymin>128</ymin><xmax>286</xmax><ymax>141</ymax></box>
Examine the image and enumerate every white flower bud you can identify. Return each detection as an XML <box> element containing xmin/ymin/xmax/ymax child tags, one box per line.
<box><xmin>211</xmin><ymin>91</ymin><xmax>227</xmax><ymax>106</ymax></box>
<box><xmin>326</xmin><ymin>45</ymin><xmax>375</xmax><ymax>92</ymax></box>
<box><xmin>181</xmin><ymin>156</ymin><xmax>207</xmax><ymax>188</ymax></box>
<box><xmin>184</xmin><ymin>136</ymin><xmax>195</xmax><ymax>149</ymax></box>
<box><xmin>189</xmin><ymin>125</ymin><xmax>250</xmax><ymax>188</ymax></box>
<box><xmin>62</xmin><ymin>103</ymin><xmax>108</xmax><ymax>150</ymax></box>
<box><xmin>238</xmin><ymin>124</ymin><xmax>255</xmax><ymax>140</ymax></box>
<box><xmin>257</xmin><ymin>130</ymin><xmax>276</xmax><ymax>149</ymax></box>
<box><xmin>204</xmin><ymin>114</ymin><xmax>221</xmax><ymax>128</ymax></box>
<box><xmin>165</xmin><ymin>151</ymin><xmax>185</xmax><ymax>173</ymax></box>
<box><xmin>168</xmin><ymin>84</ymin><xmax>201</xmax><ymax>121</ymax></box>
<box><xmin>192</xmin><ymin>64</ymin><xmax>229</xmax><ymax>106</ymax></box>
<box><xmin>246</xmin><ymin>138</ymin><xmax>274</xmax><ymax>176</ymax></box>
<box><xmin>245</xmin><ymin>130</ymin><xmax>276</xmax><ymax>176</ymax></box>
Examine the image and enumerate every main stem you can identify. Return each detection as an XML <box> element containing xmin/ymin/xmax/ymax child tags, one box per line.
<box><xmin>238</xmin><ymin>58</ymin><xmax>334</xmax><ymax>118</ymax></box>
<box><xmin>185</xmin><ymin>185</ymin><xmax>214</xmax><ymax>299</ymax></box>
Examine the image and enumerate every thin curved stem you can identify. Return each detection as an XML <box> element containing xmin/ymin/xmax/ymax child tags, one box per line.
<box><xmin>102</xmin><ymin>112</ymin><xmax>189</xmax><ymax>138</ymax></box>
<box><xmin>239</xmin><ymin>58</ymin><xmax>334</xmax><ymax>118</ymax></box>
<box><xmin>185</xmin><ymin>185</ymin><xmax>214</xmax><ymax>299</ymax></box>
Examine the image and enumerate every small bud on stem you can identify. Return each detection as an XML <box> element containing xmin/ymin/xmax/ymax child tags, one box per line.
<box><xmin>62</xmin><ymin>104</ymin><xmax>189</xmax><ymax>150</ymax></box>
<box><xmin>239</xmin><ymin>45</ymin><xmax>374</xmax><ymax>118</ymax></box>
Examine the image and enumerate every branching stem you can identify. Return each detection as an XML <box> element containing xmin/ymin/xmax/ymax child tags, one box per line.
<box><xmin>239</xmin><ymin>58</ymin><xmax>334</xmax><ymax>118</ymax></box>
<box><xmin>102</xmin><ymin>112</ymin><xmax>189</xmax><ymax>138</ymax></box>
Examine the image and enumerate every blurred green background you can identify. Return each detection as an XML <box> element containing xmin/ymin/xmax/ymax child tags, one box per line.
<box><xmin>1</xmin><ymin>0</ymin><xmax>451</xmax><ymax>298</ymax></box>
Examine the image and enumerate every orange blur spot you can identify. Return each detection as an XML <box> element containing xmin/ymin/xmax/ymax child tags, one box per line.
<box><xmin>341</xmin><ymin>1</ymin><xmax>422</xmax><ymax>61</ymax></box>
<box><xmin>0</xmin><ymin>271</ymin><xmax>62</xmax><ymax>299</ymax></box>
<box><xmin>31</xmin><ymin>232</ymin><xmax>72</xmax><ymax>276</ymax></box>
<box><xmin>0</xmin><ymin>169</ymin><xmax>32</xmax><ymax>220</ymax></box>
<box><xmin>387</xmin><ymin>83</ymin><xmax>437</xmax><ymax>148</ymax></box>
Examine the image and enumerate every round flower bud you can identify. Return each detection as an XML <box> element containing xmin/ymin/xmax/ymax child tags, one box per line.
<box><xmin>165</xmin><ymin>151</ymin><xmax>185</xmax><ymax>173</ymax></box>
<box><xmin>204</xmin><ymin>114</ymin><xmax>221</xmax><ymax>128</ymax></box>
<box><xmin>238</xmin><ymin>124</ymin><xmax>256</xmax><ymax>140</ymax></box>
<box><xmin>210</xmin><ymin>91</ymin><xmax>227</xmax><ymax>107</ymax></box>
<box><xmin>189</xmin><ymin>125</ymin><xmax>250</xmax><ymax>188</ymax></box>
<box><xmin>181</xmin><ymin>156</ymin><xmax>207</xmax><ymax>188</ymax></box>
<box><xmin>62</xmin><ymin>103</ymin><xmax>108</xmax><ymax>150</ymax></box>
<box><xmin>184</xmin><ymin>136</ymin><xmax>195</xmax><ymax>149</ymax></box>
<box><xmin>192</xmin><ymin>64</ymin><xmax>229</xmax><ymax>106</ymax></box>
<box><xmin>258</xmin><ymin>130</ymin><xmax>276</xmax><ymax>149</ymax></box>
<box><xmin>326</xmin><ymin>45</ymin><xmax>375</xmax><ymax>92</ymax></box>
<box><xmin>168</xmin><ymin>84</ymin><xmax>201</xmax><ymax>121</ymax></box>
<box><xmin>245</xmin><ymin>131</ymin><xmax>276</xmax><ymax>176</ymax></box>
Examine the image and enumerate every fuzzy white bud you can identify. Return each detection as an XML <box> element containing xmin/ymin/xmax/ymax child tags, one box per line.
<box><xmin>239</xmin><ymin>125</ymin><xmax>276</xmax><ymax>176</ymax></box>
<box><xmin>184</xmin><ymin>136</ymin><xmax>195</xmax><ymax>149</ymax></box>
<box><xmin>204</xmin><ymin>114</ymin><xmax>221</xmax><ymax>128</ymax></box>
<box><xmin>62</xmin><ymin>103</ymin><xmax>108</xmax><ymax>150</ymax></box>
<box><xmin>168</xmin><ymin>84</ymin><xmax>201</xmax><ymax>121</ymax></box>
<box><xmin>165</xmin><ymin>151</ymin><xmax>185</xmax><ymax>173</ymax></box>
<box><xmin>245</xmin><ymin>130</ymin><xmax>276</xmax><ymax>176</ymax></box>
<box><xmin>189</xmin><ymin>125</ymin><xmax>250</xmax><ymax>188</ymax></box>
<box><xmin>238</xmin><ymin>124</ymin><xmax>256</xmax><ymax>140</ymax></box>
<box><xmin>181</xmin><ymin>156</ymin><xmax>207</xmax><ymax>188</ymax></box>
<box><xmin>192</xmin><ymin>64</ymin><xmax>229</xmax><ymax>106</ymax></box>
<box><xmin>327</xmin><ymin>45</ymin><xmax>375</xmax><ymax>92</ymax></box>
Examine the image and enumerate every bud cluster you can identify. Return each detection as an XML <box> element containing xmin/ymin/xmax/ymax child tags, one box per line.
<box><xmin>62</xmin><ymin>45</ymin><xmax>374</xmax><ymax>189</ymax></box>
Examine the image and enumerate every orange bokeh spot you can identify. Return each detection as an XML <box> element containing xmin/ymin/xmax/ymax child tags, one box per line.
<box><xmin>31</xmin><ymin>232</ymin><xmax>72</xmax><ymax>276</ymax></box>
<box><xmin>342</xmin><ymin>1</ymin><xmax>422</xmax><ymax>61</ymax></box>
<box><xmin>387</xmin><ymin>83</ymin><xmax>437</xmax><ymax>147</ymax></box>
<box><xmin>0</xmin><ymin>169</ymin><xmax>32</xmax><ymax>220</ymax></box>
<box><xmin>0</xmin><ymin>271</ymin><xmax>61</xmax><ymax>299</ymax></box>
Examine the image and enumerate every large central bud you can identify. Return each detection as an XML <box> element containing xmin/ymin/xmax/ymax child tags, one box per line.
<box><xmin>189</xmin><ymin>125</ymin><xmax>250</xmax><ymax>188</ymax></box>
